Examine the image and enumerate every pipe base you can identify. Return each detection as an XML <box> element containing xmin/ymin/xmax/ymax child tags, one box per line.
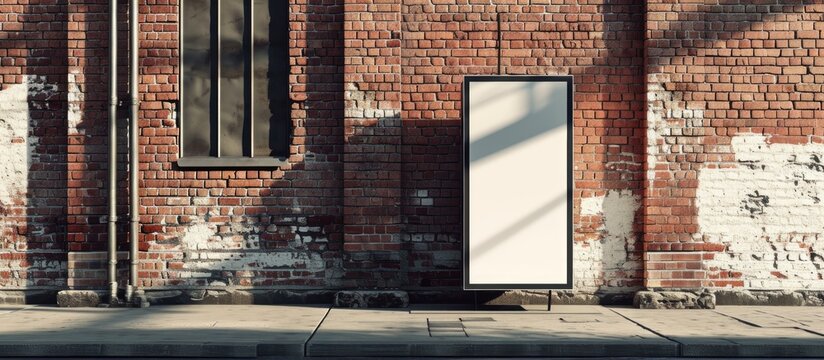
<box><xmin>108</xmin><ymin>282</ymin><xmax>119</xmax><ymax>304</ymax></box>
<box><xmin>125</xmin><ymin>285</ymin><xmax>134</xmax><ymax>303</ymax></box>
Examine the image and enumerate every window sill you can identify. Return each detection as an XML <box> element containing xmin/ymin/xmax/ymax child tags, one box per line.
<box><xmin>177</xmin><ymin>156</ymin><xmax>288</xmax><ymax>168</ymax></box>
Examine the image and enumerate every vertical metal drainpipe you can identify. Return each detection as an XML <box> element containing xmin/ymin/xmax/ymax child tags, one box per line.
<box><xmin>126</xmin><ymin>0</ymin><xmax>140</xmax><ymax>303</ymax></box>
<box><xmin>108</xmin><ymin>0</ymin><xmax>119</xmax><ymax>303</ymax></box>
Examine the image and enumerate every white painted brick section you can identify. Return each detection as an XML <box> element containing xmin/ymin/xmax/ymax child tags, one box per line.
<box><xmin>699</xmin><ymin>134</ymin><xmax>824</xmax><ymax>290</ymax></box>
<box><xmin>575</xmin><ymin>190</ymin><xmax>641</xmax><ymax>293</ymax></box>
<box><xmin>140</xmin><ymin>200</ymin><xmax>337</xmax><ymax>287</ymax></box>
<box><xmin>0</xmin><ymin>78</ymin><xmax>35</xmax><ymax>207</ymax></box>
<box><xmin>67</xmin><ymin>70</ymin><xmax>84</xmax><ymax>133</ymax></box>
<box><xmin>344</xmin><ymin>82</ymin><xmax>401</xmax><ymax>119</ymax></box>
<box><xmin>0</xmin><ymin>76</ymin><xmax>67</xmax><ymax>289</ymax></box>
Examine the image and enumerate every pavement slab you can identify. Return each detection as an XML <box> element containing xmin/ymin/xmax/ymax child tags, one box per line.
<box><xmin>713</xmin><ymin>306</ymin><xmax>810</xmax><ymax>328</ymax></box>
<box><xmin>0</xmin><ymin>305</ymin><xmax>329</xmax><ymax>358</ymax></box>
<box><xmin>715</xmin><ymin>306</ymin><xmax>824</xmax><ymax>338</ymax></box>
<box><xmin>612</xmin><ymin>306</ymin><xmax>824</xmax><ymax>357</ymax></box>
<box><xmin>306</xmin><ymin>305</ymin><xmax>678</xmax><ymax>357</ymax></box>
<box><xmin>2</xmin><ymin>304</ymin><xmax>824</xmax><ymax>358</ymax></box>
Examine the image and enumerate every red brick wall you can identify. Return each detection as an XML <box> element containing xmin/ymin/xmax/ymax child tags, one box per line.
<box><xmin>0</xmin><ymin>0</ymin><xmax>646</xmax><ymax>295</ymax></box>
<box><xmin>3</xmin><ymin>0</ymin><xmax>823</xmax><ymax>297</ymax></box>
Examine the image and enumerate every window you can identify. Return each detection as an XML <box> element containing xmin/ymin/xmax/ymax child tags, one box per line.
<box><xmin>179</xmin><ymin>0</ymin><xmax>290</xmax><ymax>167</ymax></box>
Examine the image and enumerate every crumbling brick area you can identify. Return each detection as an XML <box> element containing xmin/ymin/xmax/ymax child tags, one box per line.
<box><xmin>0</xmin><ymin>0</ymin><xmax>822</xmax><ymax>301</ymax></box>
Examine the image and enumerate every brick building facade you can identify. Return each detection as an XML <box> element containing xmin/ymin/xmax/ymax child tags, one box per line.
<box><xmin>1</xmin><ymin>0</ymin><xmax>823</xmax><ymax>306</ymax></box>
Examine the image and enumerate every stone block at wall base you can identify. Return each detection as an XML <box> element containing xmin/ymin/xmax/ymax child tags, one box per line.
<box><xmin>634</xmin><ymin>290</ymin><xmax>716</xmax><ymax>309</ymax></box>
<box><xmin>57</xmin><ymin>290</ymin><xmax>103</xmax><ymax>307</ymax></box>
<box><xmin>635</xmin><ymin>289</ymin><xmax>824</xmax><ymax>308</ymax></box>
<box><xmin>334</xmin><ymin>290</ymin><xmax>409</xmax><ymax>308</ymax></box>
<box><xmin>714</xmin><ymin>289</ymin><xmax>824</xmax><ymax>306</ymax></box>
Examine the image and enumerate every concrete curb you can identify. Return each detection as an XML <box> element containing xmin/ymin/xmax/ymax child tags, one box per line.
<box><xmin>0</xmin><ymin>343</ymin><xmax>257</xmax><ymax>358</ymax></box>
<box><xmin>680</xmin><ymin>343</ymin><xmax>824</xmax><ymax>358</ymax></box>
<box><xmin>306</xmin><ymin>342</ymin><xmax>680</xmax><ymax>357</ymax></box>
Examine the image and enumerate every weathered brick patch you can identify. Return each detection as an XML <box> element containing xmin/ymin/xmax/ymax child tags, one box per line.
<box><xmin>143</xmin><ymin>213</ymin><xmax>341</xmax><ymax>288</ymax></box>
<box><xmin>699</xmin><ymin>134</ymin><xmax>824</xmax><ymax>289</ymax></box>
<box><xmin>576</xmin><ymin>190</ymin><xmax>643</xmax><ymax>295</ymax></box>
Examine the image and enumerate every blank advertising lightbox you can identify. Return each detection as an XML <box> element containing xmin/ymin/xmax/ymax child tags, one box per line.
<box><xmin>463</xmin><ymin>76</ymin><xmax>573</xmax><ymax>290</ymax></box>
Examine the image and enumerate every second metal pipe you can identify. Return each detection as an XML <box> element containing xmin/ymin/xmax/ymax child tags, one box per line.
<box><xmin>107</xmin><ymin>0</ymin><xmax>119</xmax><ymax>303</ymax></box>
<box><xmin>126</xmin><ymin>0</ymin><xmax>140</xmax><ymax>303</ymax></box>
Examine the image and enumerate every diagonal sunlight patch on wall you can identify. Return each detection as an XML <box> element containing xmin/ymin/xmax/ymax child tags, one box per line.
<box><xmin>469</xmin><ymin>81</ymin><xmax>567</xmax><ymax>164</ymax></box>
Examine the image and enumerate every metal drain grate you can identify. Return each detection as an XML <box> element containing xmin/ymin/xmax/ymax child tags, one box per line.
<box><xmin>459</xmin><ymin>317</ymin><xmax>495</xmax><ymax>322</ymax></box>
<box><xmin>560</xmin><ymin>316</ymin><xmax>601</xmax><ymax>323</ymax></box>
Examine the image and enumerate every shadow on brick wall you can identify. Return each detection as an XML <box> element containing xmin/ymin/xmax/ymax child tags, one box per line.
<box><xmin>0</xmin><ymin>0</ymin><xmax>142</xmax><ymax>299</ymax></box>
<box><xmin>272</xmin><ymin>0</ymin><xmax>346</xmax><ymax>288</ymax></box>
<box><xmin>64</xmin><ymin>1</ymin><xmax>132</xmax><ymax>289</ymax></box>
<box><xmin>591</xmin><ymin>0</ymin><xmax>646</xmax><ymax>301</ymax></box>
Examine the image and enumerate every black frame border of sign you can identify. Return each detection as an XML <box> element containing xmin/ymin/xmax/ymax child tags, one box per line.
<box><xmin>462</xmin><ymin>75</ymin><xmax>574</xmax><ymax>291</ymax></box>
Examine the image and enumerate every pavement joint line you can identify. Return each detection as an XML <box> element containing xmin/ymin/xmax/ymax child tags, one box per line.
<box><xmin>605</xmin><ymin>307</ymin><xmax>684</xmax><ymax>356</ymax></box>
<box><xmin>757</xmin><ymin>308</ymin><xmax>815</xmax><ymax>325</ymax></box>
<box><xmin>409</xmin><ymin>311</ymin><xmax>602</xmax><ymax>315</ymax></box>
<box><xmin>303</xmin><ymin>305</ymin><xmax>332</xmax><ymax>358</ymax></box>
<box><xmin>796</xmin><ymin>326</ymin><xmax>824</xmax><ymax>338</ymax></box>
<box><xmin>711</xmin><ymin>309</ymin><xmax>764</xmax><ymax>328</ymax></box>
<box><xmin>0</xmin><ymin>305</ymin><xmax>36</xmax><ymax>317</ymax></box>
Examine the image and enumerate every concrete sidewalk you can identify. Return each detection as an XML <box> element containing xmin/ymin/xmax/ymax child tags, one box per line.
<box><xmin>1</xmin><ymin>304</ymin><xmax>824</xmax><ymax>358</ymax></box>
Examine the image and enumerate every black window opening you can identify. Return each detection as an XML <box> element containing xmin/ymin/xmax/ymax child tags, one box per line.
<box><xmin>179</xmin><ymin>0</ymin><xmax>290</xmax><ymax>167</ymax></box>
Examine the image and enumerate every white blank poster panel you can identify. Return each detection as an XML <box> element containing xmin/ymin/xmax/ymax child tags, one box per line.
<box><xmin>466</xmin><ymin>78</ymin><xmax>571</xmax><ymax>289</ymax></box>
